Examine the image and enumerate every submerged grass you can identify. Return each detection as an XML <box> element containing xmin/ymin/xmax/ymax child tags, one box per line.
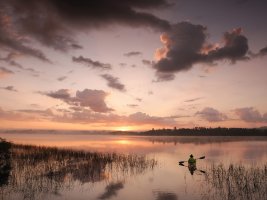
<box><xmin>202</xmin><ymin>163</ymin><xmax>267</xmax><ymax>200</ymax></box>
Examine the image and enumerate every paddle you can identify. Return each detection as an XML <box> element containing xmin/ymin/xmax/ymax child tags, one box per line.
<box><xmin>179</xmin><ymin>163</ymin><xmax>206</xmax><ymax>174</ymax></box>
<box><xmin>178</xmin><ymin>156</ymin><xmax>205</xmax><ymax>164</ymax></box>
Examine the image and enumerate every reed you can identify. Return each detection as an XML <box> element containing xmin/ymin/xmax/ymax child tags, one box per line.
<box><xmin>202</xmin><ymin>163</ymin><xmax>267</xmax><ymax>200</ymax></box>
<box><xmin>0</xmin><ymin>140</ymin><xmax>157</xmax><ymax>200</ymax></box>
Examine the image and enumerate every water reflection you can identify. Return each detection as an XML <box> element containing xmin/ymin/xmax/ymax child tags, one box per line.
<box><xmin>0</xmin><ymin>134</ymin><xmax>267</xmax><ymax>200</ymax></box>
<box><xmin>0</xmin><ymin>141</ymin><xmax>157</xmax><ymax>200</ymax></box>
<box><xmin>154</xmin><ymin>191</ymin><xmax>178</xmax><ymax>200</ymax></box>
<box><xmin>0</xmin><ymin>139</ymin><xmax>11</xmax><ymax>187</ymax></box>
<box><xmin>98</xmin><ymin>181</ymin><xmax>124</xmax><ymax>199</ymax></box>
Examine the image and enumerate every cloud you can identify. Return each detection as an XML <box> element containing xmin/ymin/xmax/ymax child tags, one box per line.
<box><xmin>234</xmin><ymin>107</ymin><xmax>267</xmax><ymax>122</ymax></box>
<box><xmin>153</xmin><ymin>72</ymin><xmax>175</xmax><ymax>82</ymax></box>
<box><xmin>249</xmin><ymin>46</ymin><xmax>267</xmax><ymax>57</ymax></box>
<box><xmin>46</xmin><ymin>0</ymin><xmax>171</xmax><ymax>31</ymax></box>
<box><xmin>148</xmin><ymin>90</ymin><xmax>154</xmax><ymax>95</ymax></box>
<box><xmin>76</xmin><ymin>89</ymin><xmax>113</xmax><ymax>113</ymax></box>
<box><xmin>136</xmin><ymin>98</ymin><xmax>142</xmax><ymax>102</ymax></box>
<box><xmin>0</xmin><ymin>67</ymin><xmax>14</xmax><ymax>78</ymax></box>
<box><xmin>42</xmin><ymin>89</ymin><xmax>113</xmax><ymax>113</ymax></box>
<box><xmin>259</xmin><ymin>46</ymin><xmax>267</xmax><ymax>55</ymax></box>
<box><xmin>0</xmin><ymin>52</ymin><xmax>40</xmax><ymax>75</ymax></box>
<box><xmin>55</xmin><ymin>109</ymin><xmax>177</xmax><ymax>127</ymax></box>
<box><xmin>43</xmin><ymin>89</ymin><xmax>71</xmax><ymax>100</ymax></box>
<box><xmin>57</xmin><ymin>76</ymin><xmax>67</xmax><ymax>81</ymax></box>
<box><xmin>0</xmin><ymin>107</ymin><xmax>50</xmax><ymax>121</ymax></box>
<box><xmin>184</xmin><ymin>97</ymin><xmax>203</xmax><ymax>103</ymax></box>
<box><xmin>142</xmin><ymin>59</ymin><xmax>153</xmax><ymax>66</ymax></box>
<box><xmin>71</xmin><ymin>43</ymin><xmax>83</xmax><ymax>49</ymax></box>
<box><xmin>0</xmin><ymin>86</ymin><xmax>17</xmax><ymax>92</ymax></box>
<box><xmin>124</xmin><ymin>51</ymin><xmax>142</xmax><ymax>57</ymax></box>
<box><xmin>127</xmin><ymin>112</ymin><xmax>176</xmax><ymax>126</ymax></box>
<box><xmin>98</xmin><ymin>181</ymin><xmax>124</xmax><ymax>200</ymax></box>
<box><xmin>119</xmin><ymin>63</ymin><xmax>127</xmax><ymax>67</ymax></box>
<box><xmin>0</xmin><ymin>105</ymin><xmax>177</xmax><ymax>127</ymax></box>
<box><xmin>0</xmin><ymin>0</ymin><xmax>171</xmax><ymax>62</ymax></box>
<box><xmin>153</xmin><ymin>22</ymin><xmax>250</xmax><ymax>81</ymax></box>
<box><xmin>101</xmin><ymin>74</ymin><xmax>126</xmax><ymax>92</ymax></box>
<box><xmin>127</xmin><ymin>104</ymin><xmax>139</xmax><ymax>108</ymax></box>
<box><xmin>196</xmin><ymin>107</ymin><xmax>228</xmax><ymax>122</ymax></box>
<box><xmin>73</xmin><ymin>56</ymin><xmax>112</xmax><ymax>70</ymax></box>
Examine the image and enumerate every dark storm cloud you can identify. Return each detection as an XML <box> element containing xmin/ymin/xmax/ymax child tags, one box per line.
<box><xmin>0</xmin><ymin>0</ymin><xmax>171</xmax><ymax>62</ymax></box>
<box><xmin>0</xmin><ymin>66</ymin><xmax>14</xmax><ymax>78</ymax></box>
<box><xmin>47</xmin><ymin>0</ymin><xmax>171</xmax><ymax>31</ymax></box>
<box><xmin>124</xmin><ymin>51</ymin><xmax>142</xmax><ymax>57</ymax></box>
<box><xmin>153</xmin><ymin>22</ymin><xmax>250</xmax><ymax>81</ymax></box>
<box><xmin>234</xmin><ymin>107</ymin><xmax>267</xmax><ymax>122</ymax></box>
<box><xmin>73</xmin><ymin>56</ymin><xmax>112</xmax><ymax>70</ymax></box>
<box><xmin>0</xmin><ymin>85</ymin><xmax>17</xmax><ymax>92</ymax></box>
<box><xmin>98</xmin><ymin>181</ymin><xmax>124</xmax><ymax>200</ymax></box>
<box><xmin>41</xmin><ymin>89</ymin><xmax>113</xmax><ymax>113</ymax></box>
<box><xmin>101</xmin><ymin>74</ymin><xmax>126</xmax><ymax>92</ymax></box>
<box><xmin>196</xmin><ymin>107</ymin><xmax>228</xmax><ymax>122</ymax></box>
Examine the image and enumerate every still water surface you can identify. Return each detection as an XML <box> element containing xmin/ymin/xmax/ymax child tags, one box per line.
<box><xmin>0</xmin><ymin>132</ymin><xmax>266</xmax><ymax>200</ymax></box>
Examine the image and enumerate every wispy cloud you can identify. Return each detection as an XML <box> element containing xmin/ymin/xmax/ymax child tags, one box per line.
<box><xmin>184</xmin><ymin>97</ymin><xmax>203</xmax><ymax>103</ymax></box>
<box><xmin>0</xmin><ymin>86</ymin><xmax>18</xmax><ymax>92</ymax></box>
<box><xmin>0</xmin><ymin>67</ymin><xmax>14</xmax><ymax>78</ymax></box>
<box><xmin>57</xmin><ymin>76</ymin><xmax>67</xmax><ymax>81</ymax></box>
<box><xmin>101</xmin><ymin>74</ymin><xmax>126</xmax><ymax>92</ymax></box>
<box><xmin>124</xmin><ymin>51</ymin><xmax>142</xmax><ymax>57</ymax></box>
<box><xmin>73</xmin><ymin>56</ymin><xmax>112</xmax><ymax>70</ymax></box>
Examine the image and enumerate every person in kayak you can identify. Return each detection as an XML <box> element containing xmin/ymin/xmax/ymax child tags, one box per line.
<box><xmin>188</xmin><ymin>154</ymin><xmax>196</xmax><ymax>164</ymax></box>
<box><xmin>188</xmin><ymin>154</ymin><xmax>196</xmax><ymax>175</ymax></box>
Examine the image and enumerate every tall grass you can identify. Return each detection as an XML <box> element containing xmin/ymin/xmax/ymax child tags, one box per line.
<box><xmin>0</xmin><ymin>141</ymin><xmax>157</xmax><ymax>200</ymax></box>
<box><xmin>202</xmin><ymin>163</ymin><xmax>267</xmax><ymax>200</ymax></box>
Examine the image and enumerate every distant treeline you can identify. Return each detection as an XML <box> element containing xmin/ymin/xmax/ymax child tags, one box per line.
<box><xmin>138</xmin><ymin>127</ymin><xmax>267</xmax><ymax>136</ymax></box>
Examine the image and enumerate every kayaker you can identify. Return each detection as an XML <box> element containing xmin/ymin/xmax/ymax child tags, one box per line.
<box><xmin>188</xmin><ymin>154</ymin><xmax>196</xmax><ymax>175</ymax></box>
<box><xmin>188</xmin><ymin>154</ymin><xmax>196</xmax><ymax>165</ymax></box>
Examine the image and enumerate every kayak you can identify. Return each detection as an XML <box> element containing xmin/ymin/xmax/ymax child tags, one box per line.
<box><xmin>188</xmin><ymin>163</ymin><xmax>196</xmax><ymax>171</ymax></box>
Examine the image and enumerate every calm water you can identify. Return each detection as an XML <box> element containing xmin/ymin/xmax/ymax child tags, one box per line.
<box><xmin>0</xmin><ymin>132</ymin><xmax>267</xmax><ymax>200</ymax></box>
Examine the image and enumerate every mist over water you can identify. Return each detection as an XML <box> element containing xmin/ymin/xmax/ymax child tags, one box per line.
<box><xmin>0</xmin><ymin>132</ymin><xmax>266</xmax><ymax>200</ymax></box>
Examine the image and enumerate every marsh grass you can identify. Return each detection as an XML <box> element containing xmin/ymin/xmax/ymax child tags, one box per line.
<box><xmin>202</xmin><ymin>163</ymin><xmax>267</xmax><ymax>200</ymax></box>
<box><xmin>0</xmin><ymin>140</ymin><xmax>157</xmax><ymax>200</ymax></box>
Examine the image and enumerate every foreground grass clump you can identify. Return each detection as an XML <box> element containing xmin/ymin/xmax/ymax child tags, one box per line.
<box><xmin>0</xmin><ymin>140</ymin><xmax>157</xmax><ymax>200</ymax></box>
<box><xmin>203</xmin><ymin>163</ymin><xmax>267</xmax><ymax>200</ymax></box>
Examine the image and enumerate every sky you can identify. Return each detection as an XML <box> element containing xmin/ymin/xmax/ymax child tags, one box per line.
<box><xmin>0</xmin><ymin>0</ymin><xmax>267</xmax><ymax>131</ymax></box>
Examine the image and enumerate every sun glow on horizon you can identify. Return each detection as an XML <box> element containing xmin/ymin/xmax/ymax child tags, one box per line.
<box><xmin>114</xmin><ymin>126</ymin><xmax>134</xmax><ymax>132</ymax></box>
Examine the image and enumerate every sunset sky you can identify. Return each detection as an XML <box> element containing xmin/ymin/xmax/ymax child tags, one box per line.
<box><xmin>0</xmin><ymin>0</ymin><xmax>267</xmax><ymax>130</ymax></box>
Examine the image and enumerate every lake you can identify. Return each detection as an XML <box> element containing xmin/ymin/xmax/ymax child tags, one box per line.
<box><xmin>0</xmin><ymin>132</ymin><xmax>266</xmax><ymax>200</ymax></box>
